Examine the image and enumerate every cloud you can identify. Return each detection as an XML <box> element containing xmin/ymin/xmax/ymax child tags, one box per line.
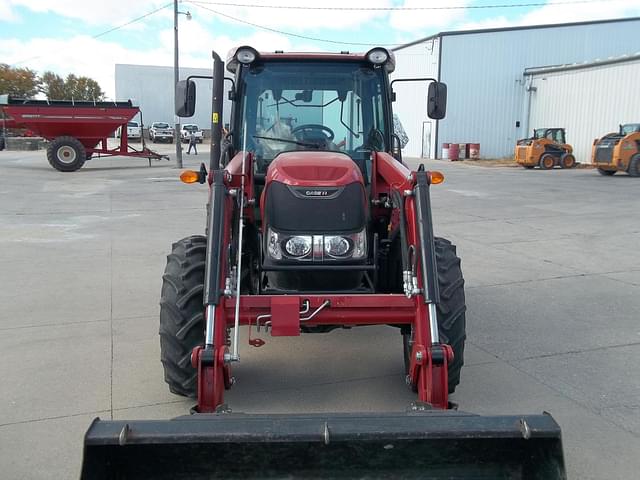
<box><xmin>0</xmin><ymin>2</ymin><xmax>20</xmax><ymax>22</ymax></box>
<box><xmin>389</xmin><ymin>0</ymin><xmax>470</xmax><ymax>32</ymax></box>
<box><xmin>0</xmin><ymin>21</ymin><xmax>296</xmax><ymax>98</ymax></box>
<box><xmin>7</xmin><ymin>0</ymin><xmax>169</xmax><ymax>25</ymax></box>
<box><xmin>458</xmin><ymin>0</ymin><xmax>640</xmax><ymax>31</ymax></box>
<box><xmin>186</xmin><ymin>0</ymin><xmax>393</xmax><ymax>31</ymax></box>
<box><xmin>517</xmin><ymin>0</ymin><xmax>640</xmax><ymax>25</ymax></box>
<box><xmin>7</xmin><ymin>0</ymin><xmax>394</xmax><ymax>31</ymax></box>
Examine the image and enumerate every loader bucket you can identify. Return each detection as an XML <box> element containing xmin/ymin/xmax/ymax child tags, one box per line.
<box><xmin>81</xmin><ymin>411</ymin><xmax>565</xmax><ymax>480</ymax></box>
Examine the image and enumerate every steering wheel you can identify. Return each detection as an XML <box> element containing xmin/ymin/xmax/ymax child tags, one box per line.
<box><xmin>291</xmin><ymin>124</ymin><xmax>335</xmax><ymax>142</ymax></box>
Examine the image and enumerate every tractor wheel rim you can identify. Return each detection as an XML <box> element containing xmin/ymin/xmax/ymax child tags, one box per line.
<box><xmin>543</xmin><ymin>157</ymin><xmax>554</xmax><ymax>168</ymax></box>
<box><xmin>57</xmin><ymin>146</ymin><xmax>77</xmax><ymax>164</ymax></box>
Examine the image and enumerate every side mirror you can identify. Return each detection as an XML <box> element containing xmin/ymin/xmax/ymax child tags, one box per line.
<box><xmin>427</xmin><ymin>82</ymin><xmax>447</xmax><ymax>120</ymax></box>
<box><xmin>175</xmin><ymin>80</ymin><xmax>196</xmax><ymax>117</ymax></box>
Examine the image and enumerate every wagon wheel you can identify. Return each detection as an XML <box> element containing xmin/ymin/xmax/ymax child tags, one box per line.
<box><xmin>46</xmin><ymin>136</ymin><xmax>87</xmax><ymax>172</ymax></box>
<box><xmin>539</xmin><ymin>153</ymin><xmax>555</xmax><ymax>170</ymax></box>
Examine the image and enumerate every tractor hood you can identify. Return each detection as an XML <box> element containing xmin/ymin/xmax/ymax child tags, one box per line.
<box><xmin>265</xmin><ymin>151</ymin><xmax>364</xmax><ymax>187</ymax></box>
<box><xmin>261</xmin><ymin>151</ymin><xmax>367</xmax><ymax>235</ymax></box>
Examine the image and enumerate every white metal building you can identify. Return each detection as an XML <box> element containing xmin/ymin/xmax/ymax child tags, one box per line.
<box><xmin>526</xmin><ymin>53</ymin><xmax>640</xmax><ymax>163</ymax></box>
<box><xmin>115</xmin><ymin>64</ymin><xmax>232</xmax><ymax>132</ymax></box>
<box><xmin>392</xmin><ymin>17</ymin><xmax>640</xmax><ymax>159</ymax></box>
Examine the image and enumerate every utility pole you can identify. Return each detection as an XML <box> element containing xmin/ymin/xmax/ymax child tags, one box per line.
<box><xmin>173</xmin><ymin>0</ymin><xmax>183</xmax><ymax>168</ymax></box>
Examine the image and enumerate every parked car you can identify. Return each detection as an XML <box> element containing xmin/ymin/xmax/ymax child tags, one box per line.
<box><xmin>180</xmin><ymin>124</ymin><xmax>203</xmax><ymax>143</ymax></box>
<box><xmin>117</xmin><ymin>121</ymin><xmax>141</xmax><ymax>141</ymax></box>
<box><xmin>149</xmin><ymin>122</ymin><xmax>174</xmax><ymax>143</ymax></box>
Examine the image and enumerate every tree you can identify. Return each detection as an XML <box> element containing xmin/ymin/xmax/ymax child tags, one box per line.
<box><xmin>40</xmin><ymin>72</ymin><xmax>105</xmax><ymax>101</ymax></box>
<box><xmin>39</xmin><ymin>72</ymin><xmax>66</xmax><ymax>100</ymax></box>
<box><xmin>65</xmin><ymin>74</ymin><xmax>105</xmax><ymax>101</ymax></box>
<box><xmin>0</xmin><ymin>64</ymin><xmax>41</xmax><ymax>98</ymax></box>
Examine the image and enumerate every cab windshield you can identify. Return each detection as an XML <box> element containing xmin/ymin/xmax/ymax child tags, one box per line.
<box><xmin>235</xmin><ymin>61</ymin><xmax>388</xmax><ymax>166</ymax></box>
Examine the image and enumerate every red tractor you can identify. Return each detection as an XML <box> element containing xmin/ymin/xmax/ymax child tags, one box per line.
<box><xmin>81</xmin><ymin>47</ymin><xmax>565</xmax><ymax>479</ymax></box>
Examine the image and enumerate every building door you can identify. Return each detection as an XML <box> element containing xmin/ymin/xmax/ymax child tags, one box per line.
<box><xmin>421</xmin><ymin>122</ymin><xmax>432</xmax><ymax>158</ymax></box>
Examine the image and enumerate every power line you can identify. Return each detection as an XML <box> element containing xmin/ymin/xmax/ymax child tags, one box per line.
<box><xmin>93</xmin><ymin>2</ymin><xmax>174</xmax><ymax>39</ymax></box>
<box><xmin>189</xmin><ymin>0</ymin><xmax>610</xmax><ymax>11</ymax></box>
<box><xmin>188</xmin><ymin>2</ymin><xmax>404</xmax><ymax>46</ymax></box>
<box><xmin>188</xmin><ymin>0</ymin><xmax>615</xmax><ymax>47</ymax></box>
<box><xmin>12</xmin><ymin>2</ymin><xmax>173</xmax><ymax>66</ymax></box>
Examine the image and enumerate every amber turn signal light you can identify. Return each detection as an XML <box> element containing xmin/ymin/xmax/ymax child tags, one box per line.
<box><xmin>180</xmin><ymin>170</ymin><xmax>200</xmax><ymax>184</ymax></box>
<box><xmin>428</xmin><ymin>171</ymin><xmax>445</xmax><ymax>185</ymax></box>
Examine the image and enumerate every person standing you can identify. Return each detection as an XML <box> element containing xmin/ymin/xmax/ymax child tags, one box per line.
<box><xmin>187</xmin><ymin>130</ymin><xmax>198</xmax><ymax>155</ymax></box>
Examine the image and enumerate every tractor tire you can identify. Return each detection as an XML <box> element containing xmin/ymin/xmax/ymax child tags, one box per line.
<box><xmin>46</xmin><ymin>136</ymin><xmax>86</xmax><ymax>172</ymax></box>
<box><xmin>159</xmin><ymin>235</ymin><xmax>207</xmax><ymax>397</ymax></box>
<box><xmin>597</xmin><ymin>168</ymin><xmax>616</xmax><ymax>176</ymax></box>
<box><xmin>539</xmin><ymin>153</ymin><xmax>555</xmax><ymax>170</ymax></box>
<box><xmin>560</xmin><ymin>153</ymin><xmax>576</xmax><ymax>169</ymax></box>
<box><xmin>402</xmin><ymin>237</ymin><xmax>466</xmax><ymax>394</ymax></box>
<box><xmin>628</xmin><ymin>154</ymin><xmax>640</xmax><ymax>177</ymax></box>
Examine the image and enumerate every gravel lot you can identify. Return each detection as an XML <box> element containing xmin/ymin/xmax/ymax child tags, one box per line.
<box><xmin>0</xmin><ymin>143</ymin><xmax>639</xmax><ymax>478</ymax></box>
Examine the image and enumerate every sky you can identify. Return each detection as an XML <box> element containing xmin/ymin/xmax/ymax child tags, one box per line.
<box><xmin>1</xmin><ymin>0</ymin><xmax>640</xmax><ymax>98</ymax></box>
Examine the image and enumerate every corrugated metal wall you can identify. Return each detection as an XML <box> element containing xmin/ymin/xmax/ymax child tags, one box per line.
<box><xmin>528</xmin><ymin>58</ymin><xmax>640</xmax><ymax>163</ymax></box>
<box><xmin>395</xmin><ymin>19</ymin><xmax>640</xmax><ymax>159</ymax></box>
<box><xmin>115</xmin><ymin>64</ymin><xmax>232</xmax><ymax>131</ymax></box>
<box><xmin>392</xmin><ymin>38</ymin><xmax>439</xmax><ymax>158</ymax></box>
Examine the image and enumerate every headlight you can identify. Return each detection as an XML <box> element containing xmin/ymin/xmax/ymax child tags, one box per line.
<box><xmin>267</xmin><ymin>228</ymin><xmax>366</xmax><ymax>261</ymax></box>
<box><xmin>366</xmin><ymin>48</ymin><xmax>389</xmax><ymax>65</ymax></box>
<box><xmin>285</xmin><ymin>236</ymin><xmax>312</xmax><ymax>257</ymax></box>
<box><xmin>236</xmin><ymin>47</ymin><xmax>257</xmax><ymax>64</ymax></box>
<box><xmin>324</xmin><ymin>236</ymin><xmax>350</xmax><ymax>257</ymax></box>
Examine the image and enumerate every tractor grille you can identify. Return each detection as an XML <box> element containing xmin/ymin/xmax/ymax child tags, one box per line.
<box><xmin>266</xmin><ymin>181</ymin><xmax>365</xmax><ymax>233</ymax></box>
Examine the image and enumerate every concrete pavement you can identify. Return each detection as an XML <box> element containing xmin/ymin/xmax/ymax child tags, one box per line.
<box><xmin>0</xmin><ymin>145</ymin><xmax>638</xmax><ymax>478</ymax></box>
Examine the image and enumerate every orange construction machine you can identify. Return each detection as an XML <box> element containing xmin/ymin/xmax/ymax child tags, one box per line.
<box><xmin>592</xmin><ymin>123</ymin><xmax>640</xmax><ymax>176</ymax></box>
<box><xmin>515</xmin><ymin>128</ymin><xmax>576</xmax><ymax>170</ymax></box>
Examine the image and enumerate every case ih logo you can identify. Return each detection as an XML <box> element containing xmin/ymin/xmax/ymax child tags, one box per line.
<box><xmin>304</xmin><ymin>190</ymin><xmax>329</xmax><ymax>197</ymax></box>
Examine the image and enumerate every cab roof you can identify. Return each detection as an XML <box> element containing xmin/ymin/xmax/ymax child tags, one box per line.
<box><xmin>225</xmin><ymin>47</ymin><xmax>395</xmax><ymax>74</ymax></box>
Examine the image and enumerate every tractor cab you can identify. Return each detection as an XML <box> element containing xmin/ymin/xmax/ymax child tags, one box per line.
<box><xmin>219</xmin><ymin>47</ymin><xmax>441</xmax><ymax>187</ymax></box>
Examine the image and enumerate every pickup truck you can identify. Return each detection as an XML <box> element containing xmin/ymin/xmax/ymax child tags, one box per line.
<box><xmin>149</xmin><ymin>122</ymin><xmax>174</xmax><ymax>143</ymax></box>
<box><xmin>117</xmin><ymin>121</ymin><xmax>141</xmax><ymax>141</ymax></box>
<box><xmin>180</xmin><ymin>124</ymin><xmax>203</xmax><ymax>143</ymax></box>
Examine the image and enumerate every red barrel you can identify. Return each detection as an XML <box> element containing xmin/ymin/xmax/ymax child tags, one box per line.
<box><xmin>469</xmin><ymin>143</ymin><xmax>480</xmax><ymax>159</ymax></box>
<box><xmin>442</xmin><ymin>143</ymin><xmax>450</xmax><ymax>160</ymax></box>
<box><xmin>448</xmin><ymin>143</ymin><xmax>459</xmax><ymax>161</ymax></box>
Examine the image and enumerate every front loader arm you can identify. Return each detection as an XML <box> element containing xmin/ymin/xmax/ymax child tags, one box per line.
<box><xmin>374</xmin><ymin>152</ymin><xmax>451</xmax><ymax>408</ymax></box>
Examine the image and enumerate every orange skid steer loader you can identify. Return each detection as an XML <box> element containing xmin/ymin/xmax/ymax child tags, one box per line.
<box><xmin>592</xmin><ymin>123</ymin><xmax>640</xmax><ymax>176</ymax></box>
<box><xmin>81</xmin><ymin>47</ymin><xmax>566</xmax><ymax>479</ymax></box>
<box><xmin>515</xmin><ymin>128</ymin><xmax>576</xmax><ymax>170</ymax></box>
